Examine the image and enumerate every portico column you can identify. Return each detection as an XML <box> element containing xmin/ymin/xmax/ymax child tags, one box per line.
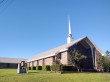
<box><xmin>42</xmin><ymin>58</ymin><xmax>45</xmax><ymax>65</ymax></box>
<box><xmin>90</xmin><ymin>46</ymin><xmax>96</xmax><ymax>69</ymax></box>
<box><xmin>37</xmin><ymin>60</ymin><xmax>39</xmax><ymax>66</ymax></box>
<box><xmin>32</xmin><ymin>61</ymin><xmax>34</xmax><ymax>67</ymax></box>
<box><xmin>94</xmin><ymin>49</ymin><xmax>97</xmax><ymax>70</ymax></box>
<box><xmin>85</xmin><ymin>39</ymin><xmax>96</xmax><ymax>70</ymax></box>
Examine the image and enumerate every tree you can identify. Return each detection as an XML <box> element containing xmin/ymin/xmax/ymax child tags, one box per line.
<box><xmin>51</xmin><ymin>54</ymin><xmax>62</xmax><ymax>73</ymax></box>
<box><xmin>97</xmin><ymin>55</ymin><xmax>105</xmax><ymax>71</ymax></box>
<box><xmin>105</xmin><ymin>50</ymin><xmax>110</xmax><ymax>57</ymax></box>
<box><xmin>51</xmin><ymin>59</ymin><xmax>61</xmax><ymax>73</ymax></box>
<box><xmin>68</xmin><ymin>49</ymin><xmax>87</xmax><ymax>72</ymax></box>
<box><xmin>98</xmin><ymin>50</ymin><xmax>110</xmax><ymax>72</ymax></box>
<box><xmin>104</xmin><ymin>51</ymin><xmax>110</xmax><ymax>72</ymax></box>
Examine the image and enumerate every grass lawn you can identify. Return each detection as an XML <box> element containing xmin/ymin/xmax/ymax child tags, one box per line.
<box><xmin>0</xmin><ymin>69</ymin><xmax>110</xmax><ymax>82</ymax></box>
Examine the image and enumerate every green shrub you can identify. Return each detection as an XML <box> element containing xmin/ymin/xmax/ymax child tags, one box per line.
<box><xmin>31</xmin><ymin>67</ymin><xmax>33</xmax><ymax>70</ymax></box>
<box><xmin>51</xmin><ymin>60</ymin><xmax>61</xmax><ymax>71</ymax></box>
<box><xmin>36</xmin><ymin>66</ymin><xmax>42</xmax><ymax>70</ymax></box>
<box><xmin>36</xmin><ymin>66</ymin><xmax>38</xmax><ymax>70</ymax></box>
<box><xmin>31</xmin><ymin>66</ymin><xmax>36</xmax><ymax>70</ymax></box>
<box><xmin>61</xmin><ymin>65</ymin><xmax>76</xmax><ymax>71</ymax></box>
<box><xmin>42</xmin><ymin>65</ymin><xmax>51</xmax><ymax>71</ymax></box>
<box><xmin>28</xmin><ymin>67</ymin><xmax>31</xmax><ymax>70</ymax></box>
<box><xmin>42</xmin><ymin>65</ymin><xmax>46</xmax><ymax>71</ymax></box>
<box><xmin>46</xmin><ymin>65</ymin><xmax>51</xmax><ymax>71</ymax></box>
<box><xmin>51</xmin><ymin>64</ymin><xmax>61</xmax><ymax>71</ymax></box>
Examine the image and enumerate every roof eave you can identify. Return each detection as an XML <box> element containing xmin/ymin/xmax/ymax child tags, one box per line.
<box><xmin>27</xmin><ymin>48</ymin><xmax>68</xmax><ymax>62</ymax></box>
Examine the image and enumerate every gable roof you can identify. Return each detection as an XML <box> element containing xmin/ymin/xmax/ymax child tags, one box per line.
<box><xmin>27</xmin><ymin>36</ymin><xmax>103</xmax><ymax>62</ymax></box>
<box><xmin>0</xmin><ymin>57</ymin><xmax>27</xmax><ymax>64</ymax></box>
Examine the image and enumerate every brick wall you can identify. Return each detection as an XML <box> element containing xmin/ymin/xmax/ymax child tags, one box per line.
<box><xmin>44</xmin><ymin>57</ymin><xmax>53</xmax><ymax>65</ymax></box>
<box><xmin>60</xmin><ymin>51</ymin><xmax>68</xmax><ymax>65</ymax></box>
<box><xmin>33</xmin><ymin>60</ymin><xmax>37</xmax><ymax>66</ymax></box>
<box><xmin>38</xmin><ymin>59</ymin><xmax>43</xmax><ymax>66</ymax></box>
<box><xmin>30</xmin><ymin>62</ymin><xmax>33</xmax><ymax>67</ymax></box>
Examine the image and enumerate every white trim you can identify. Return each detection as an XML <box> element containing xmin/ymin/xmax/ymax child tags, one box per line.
<box><xmin>27</xmin><ymin>54</ymin><xmax>55</xmax><ymax>62</ymax></box>
<box><xmin>27</xmin><ymin>48</ymin><xmax>68</xmax><ymax>62</ymax></box>
<box><xmin>59</xmin><ymin>48</ymin><xmax>68</xmax><ymax>52</ymax></box>
<box><xmin>95</xmin><ymin>50</ymin><xmax>97</xmax><ymax>69</ymax></box>
<box><xmin>85</xmin><ymin>37</ymin><xmax>104</xmax><ymax>56</ymax></box>
<box><xmin>84</xmin><ymin>39</ymin><xmax>95</xmax><ymax>68</ymax></box>
<box><xmin>91</xmin><ymin>46</ymin><xmax>95</xmax><ymax>68</ymax></box>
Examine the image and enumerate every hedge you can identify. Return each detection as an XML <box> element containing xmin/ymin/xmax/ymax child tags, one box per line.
<box><xmin>36</xmin><ymin>66</ymin><xmax>42</xmax><ymax>70</ymax></box>
<box><xmin>61</xmin><ymin>65</ymin><xmax>76</xmax><ymax>71</ymax></box>
<box><xmin>42</xmin><ymin>65</ymin><xmax>51</xmax><ymax>71</ymax></box>
<box><xmin>31</xmin><ymin>66</ymin><xmax>36</xmax><ymax>70</ymax></box>
<box><xmin>30</xmin><ymin>65</ymin><xmax>76</xmax><ymax>71</ymax></box>
<box><xmin>28</xmin><ymin>67</ymin><xmax>31</xmax><ymax>70</ymax></box>
<box><xmin>51</xmin><ymin>65</ymin><xmax>77</xmax><ymax>71</ymax></box>
<box><xmin>36</xmin><ymin>66</ymin><xmax>39</xmax><ymax>70</ymax></box>
<box><xmin>51</xmin><ymin>64</ymin><xmax>61</xmax><ymax>71</ymax></box>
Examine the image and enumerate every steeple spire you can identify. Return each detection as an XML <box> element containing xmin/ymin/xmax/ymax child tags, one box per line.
<box><xmin>68</xmin><ymin>16</ymin><xmax>71</xmax><ymax>34</ymax></box>
<box><xmin>67</xmin><ymin>16</ymin><xmax>73</xmax><ymax>43</ymax></box>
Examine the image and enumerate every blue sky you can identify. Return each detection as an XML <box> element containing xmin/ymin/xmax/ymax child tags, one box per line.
<box><xmin>0</xmin><ymin>0</ymin><xmax>110</xmax><ymax>59</ymax></box>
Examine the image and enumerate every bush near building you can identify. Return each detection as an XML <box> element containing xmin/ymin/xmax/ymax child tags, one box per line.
<box><xmin>37</xmin><ymin>66</ymin><xmax>42</xmax><ymax>70</ymax></box>
<box><xmin>31</xmin><ymin>66</ymin><xmax>36</xmax><ymax>70</ymax></box>
<box><xmin>28</xmin><ymin>67</ymin><xmax>31</xmax><ymax>70</ymax></box>
<box><xmin>61</xmin><ymin>65</ymin><xmax>77</xmax><ymax>71</ymax></box>
<box><xmin>42</xmin><ymin>65</ymin><xmax>51</xmax><ymax>71</ymax></box>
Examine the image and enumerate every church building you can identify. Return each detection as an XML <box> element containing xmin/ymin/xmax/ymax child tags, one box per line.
<box><xmin>27</xmin><ymin>17</ymin><xmax>103</xmax><ymax>71</ymax></box>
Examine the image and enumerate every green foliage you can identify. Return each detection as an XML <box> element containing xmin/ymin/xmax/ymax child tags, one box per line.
<box><xmin>31</xmin><ymin>66</ymin><xmax>36</xmax><ymax>70</ymax></box>
<box><xmin>51</xmin><ymin>60</ymin><xmax>61</xmax><ymax>71</ymax></box>
<box><xmin>36</xmin><ymin>66</ymin><xmax>38</xmax><ymax>70</ymax></box>
<box><xmin>42</xmin><ymin>65</ymin><xmax>51</xmax><ymax>71</ymax></box>
<box><xmin>28</xmin><ymin>67</ymin><xmax>31</xmax><ymax>70</ymax></box>
<box><xmin>51</xmin><ymin>64</ymin><xmax>61</xmax><ymax>71</ymax></box>
<box><xmin>61</xmin><ymin>65</ymin><xmax>77</xmax><ymax>71</ymax></box>
<box><xmin>105</xmin><ymin>50</ymin><xmax>110</xmax><ymax>57</ymax></box>
<box><xmin>31</xmin><ymin>66</ymin><xmax>33</xmax><ymax>70</ymax></box>
<box><xmin>36</xmin><ymin>66</ymin><xmax>42</xmax><ymax>70</ymax></box>
<box><xmin>68</xmin><ymin>49</ymin><xmax>87</xmax><ymax>72</ymax></box>
<box><xmin>98</xmin><ymin>50</ymin><xmax>110</xmax><ymax>72</ymax></box>
<box><xmin>21</xmin><ymin>66</ymin><xmax>26</xmax><ymax>69</ymax></box>
<box><xmin>103</xmin><ymin>56</ymin><xmax>110</xmax><ymax>72</ymax></box>
<box><xmin>42</xmin><ymin>65</ymin><xmax>46</xmax><ymax>71</ymax></box>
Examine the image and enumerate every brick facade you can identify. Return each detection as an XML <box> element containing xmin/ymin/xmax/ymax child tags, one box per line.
<box><xmin>44</xmin><ymin>57</ymin><xmax>53</xmax><ymax>65</ymax></box>
<box><xmin>28</xmin><ymin>51</ymin><xmax>68</xmax><ymax>66</ymax></box>
<box><xmin>60</xmin><ymin>52</ymin><xmax>68</xmax><ymax>65</ymax></box>
<box><xmin>27</xmin><ymin>37</ymin><xmax>102</xmax><ymax>71</ymax></box>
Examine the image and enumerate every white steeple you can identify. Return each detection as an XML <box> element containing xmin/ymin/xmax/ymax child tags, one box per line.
<box><xmin>68</xmin><ymin>16</ymin><xmax>71</xmax><ymax>35</ymax></box>
<box><xmin>67</xmin><ymin>16</ymin><xmax>73</xmax><ymax>43</ymax></box>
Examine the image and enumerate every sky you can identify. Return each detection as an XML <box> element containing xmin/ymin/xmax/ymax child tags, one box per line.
<box><xmin>0</xmin><ymin>0</ymin><xmax>110</xmax><ymax>59</ymax></box>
